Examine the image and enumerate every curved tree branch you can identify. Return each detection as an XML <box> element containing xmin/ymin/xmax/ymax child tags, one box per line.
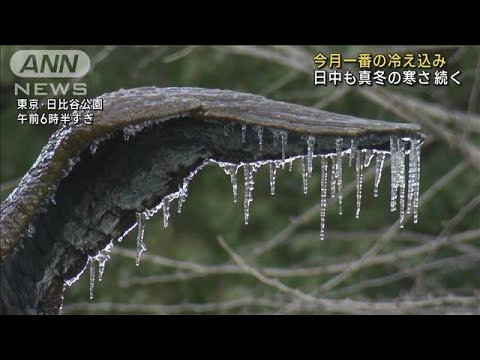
<box><xmin>0</xmin><ymin>87</ymin><xmax>423</xmax><ymax>314</ymax></box>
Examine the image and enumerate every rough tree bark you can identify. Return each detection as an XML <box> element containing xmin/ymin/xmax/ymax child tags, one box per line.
<box><xmin>0</xmin><ymin>87</ymin><xmax>423</xmax><ymax>314</ymax></box>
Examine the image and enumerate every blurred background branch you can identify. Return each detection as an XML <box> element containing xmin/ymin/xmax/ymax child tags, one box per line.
<box><xmin>1</xmin><ymin>45</ymin><xmax>478</xmax><ymax>314</ymax></box>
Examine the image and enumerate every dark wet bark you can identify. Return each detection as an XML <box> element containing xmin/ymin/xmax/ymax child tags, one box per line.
<box><xmin>0</xmin><ymin>87</ymin><xmax>423</xmax><ymax>314</ymax></box>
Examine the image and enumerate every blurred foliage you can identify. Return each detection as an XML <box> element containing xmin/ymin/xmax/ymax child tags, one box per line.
<box><xmin>1</xmin><ymin>45</ymin><xmax>479</xmax><ymax>314</ymax></box>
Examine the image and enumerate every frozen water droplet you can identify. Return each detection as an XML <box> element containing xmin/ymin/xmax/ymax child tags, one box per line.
<box><xmin>320</xmin><ymin>156</ymin><xmax>328</xmax><ymax>241</ymax></box>
<box><xmin>364</xmin><ymin>149</ymin><xmax>374</xmax><ymax>167</ymax></box>
<box><xmin>336</xmin><ymin>138</ymin><xmax>343</xmax><ymax>215</ymax></box>
<box><xmin>302</xmin><ymin>156</ymin><xmax>308</xmax><ymax>194</ymax></box>
<box><xmin>89</xmin><ymin>257</ymin><xmax>95</xmax><ymax>300</ymax></box>
<box><xmin>349</xmin><ymin>139</ymin><xmax>357</xmax><ymax>167</ymax></box>
<box><xmin>241</xmin><ymin>124</ymin><xmax>247</xmax><ymax>143</ymax></box>
<box><xmin>355</xmin><ymin>150</ymin><xmax>363</xmax><ymax>219</ymax></box>
<box><xmin>254</xmin><ymin>126</ymin><xmax>264</xmax><ymax>152</ymax></box>
<box><xmin>269</xmin><ymin>162</ymin><xmax>277</xmax><ymax>196</ymax></box>
<box><xmin>135</xmin><ymin>212</ymin><xmax>147</xmax><ymax>266</ymax></box>
<box><xmin>163</xmin><ymin>200</ymin><xmax>170</xmax><ymax>228</ymax></box>
<box><xmin>306</xmin><ymin>136</ymin><xmax>315</xmax><ymax>176</ymax></box>
<box><xmin>243</xmin><ymin>164</ymin><xmax>258</xmax><ymax>225</ymax></box>
<box><xmin>374</xmin><ymin>152</ymin><xmax>386</xmax><ymax>197</ymax></box>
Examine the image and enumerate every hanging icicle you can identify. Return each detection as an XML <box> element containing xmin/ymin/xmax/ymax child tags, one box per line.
<box><xmin>269</xmin><ymin>162</ymin><xmax>277</xmax><ymax>196</ymax></box>
<box><xmin>302</xmin><ymin>156</ymin><xmax>309</xmax><ymax>194</ymax></box>
<box><xmin>241</xmin><ymin>124</ymin><xmax>247</xmax><ymax>143</ymax></box>
<box><xmin>373</xmin><ymin>152</ymin><xmax>386</xmax><ymax>197</ymax></box>
<box><xmin>306</xmin><ymin>135</ymin><xmax>315</xmax><ymax>176</ymax></box>
<box><xmin>89</xmin><ymin>256</ymin><xmax>95</xmax><ymax>300</ymax></box>
<box><xmin>336</xmin><ymin>138</ymin><xmax>343</xmax><ymax>215</ymax></box>
<box><xmin>355</xmin><ymin>149</ymin><xmax>364</xmax><ymax>219</ymax></box>
<box><xmin>320</xmin><ymin>156</ymin><xmax>328</xmax><ymax>241</ymax></box>
<box><xmin>349</xmin><ymin>139</ymin><xmax>357</xmax><ymax>167</ymax></box>
<box><xmin>135</xmin><ymin>212</ymin><xmax>146</xmax><ymax>266</ymax></box>
<box><xmin>243</xmin><ymin>164</ymin><xmax>258</xmax><ymax>225</ymax></box>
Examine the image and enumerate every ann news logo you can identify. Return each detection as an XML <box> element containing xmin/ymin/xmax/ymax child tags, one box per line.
<box><xmin>10</xmin><ymin>50</ymin><xmax>90</xmax><ymax>78</ymax></box>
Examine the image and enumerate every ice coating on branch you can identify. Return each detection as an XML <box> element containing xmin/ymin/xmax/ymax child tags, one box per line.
<box><xmin>306</xmin><ymin>136</ymin><xmax>315</xmax><ymax>176</ymax></box>
<box><xmin>374</xmin><ymin>152</ymin><xmax>386</xmax><ymax>197</ymax></box>
<box><xmin>65</xmin><ymin>260</ymin><xmax>89</xmax><ymax>287</ymax></box>
<box><xmin>320</xmin><ymin>156</ymin><xmax>328</xmax><ymax>241</ymax></box>
<box><xmin>355</xmin><ymin>150</ymin><xmax>364</xmax><ymax>219</ymax></box>
<box><xmin>269</xmin><ymin>162</ymin><xmax>277</xmax><ymax>196</ymax></box>
<box><xmin>135</xmin><ymin>212</ymin><xmax>146</xmax><ymax>266</ymax></box>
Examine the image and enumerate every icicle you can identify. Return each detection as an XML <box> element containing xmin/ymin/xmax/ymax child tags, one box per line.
<box><xmin>269</xmin><ymin>162</ymin><xmax>277</xmax><ymax>196</ymax></box>
<box><xmin>320</xmin><ymin>156</ymin><xmax>328</xmax><ymax>241</ymax></box>
<box><xmin>355</xmin><ymin>150</ymin><xmax>363</xmax><ymax>219</ymax></box>
<box><xmin>336</xmin><ymin>138</ymin><xmax>343</xmax><ymax>215</ymax></box>
<box><xmin>302</xmin><ymin>156</ymin><xmax>308</xmax><ymax>194</ymax></box>
<box><xmin>241</xmin><ymin>124</ymin><xmax>247</xmax><ymax>143</ymax></box>
<box><xmin>390</xmin><ymin>137</ymin><xmax>398</xmax><ymax>212</ymax></box>
<box><xmin>96</xmin><ymin>242</ymin><xmax>113</xmax><ymax>282</ymax></box>
<box><xmin>330</xmin><ymin>155</ymin><xmax>337</xmax><ymax>198</ymax></box>
<box><xmin>220</xmin><ymin>164</ymin><xmax>239</xmax><ymax>203</ymax></box>
<box><xmin>163</xmin><ymin>200</ymin><xmax>170</xmax><ymax>228</ymax></box>
<box><xmin>374</xmin><ymin>152</ymin><xmax>386</xmax><ymax>197</ymax></box>
<box><xmin>177</xmin><ymin>187</ymin><xmax>185</xmax><ymax>213</ymax></box>
<box><xmin>411</xmin><ymin>138</ymin><xmax>421</xmax><ymax>223</ymax></box>
<box><xmin>397</xmin><ymin>138</ymin><xmax>406</xmax><ymax>228</ymax></box>
<box><xmin>89</xmin><ymin>257</ymin><xmax>95</xmax><ymax>300</ymax></box>
<box><xmin>254</xmin><ymin>126</ymin><xmax>264</xmax><ymax>152</ymax></box>
<box><xmin>306</xmin><ymin>136</ymin><xmax>315</xmax><ymax>176</ymax></box>
<box><xmin>364</xmin><ymin>149</ymin><xmax>374</xmax><ymax>167</ymax></box>
<box><xmin>243</xmin><ymin>164</ymin><xmax>257</xmax><ymax>225</ymax></box>
<box><xmin>135</xmin><ymin>212</ymin><xmax>146</xmax><ymax>266</ymax></box>
<box><xmin>349</xmin><ymin>139</ymin><xmax>357</xmax><ymax>167</ymax></box>
<box><xmin>281</xmin><ymin>131</ymin><xmax>288</xmax><ymax>169</ymax></box>
<box><xmin>289</xmin><ymin>159</ymin><xmax>293</xmax><ymax>172</ymax></box>
<box><xmin>123</xmin><ymin>129</ymin><xmax>129</xmax><ymax>141</ymax></box>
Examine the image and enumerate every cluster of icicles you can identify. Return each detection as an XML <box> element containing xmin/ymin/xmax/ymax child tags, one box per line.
<box><xmin>65</xmin><ymin>124</ymin><xmax>422</xmax><ymax>300</ymax></box>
